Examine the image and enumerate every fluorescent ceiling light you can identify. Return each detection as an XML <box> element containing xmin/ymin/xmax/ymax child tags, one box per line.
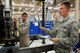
<box><xmin>70</xmin><ymin>4</ymin><xmax>73</xmax><ymax>7</ymax></box>
<box><xmin>48</xmin><ymin>6</ymin><xmax>53</xmax><ymax>9</ymax></box>
<box><xmin>12</xmin><ymin>7</ymin><xmax>14</xmax><ymax>10</ymax></box>
<box><xmin>38</xmin><ymin>7</ymin><xmax>42</xmax><ymax>10</ymax></box>
<box><xmin>2</xmin><ymin>1</ymin><xmax>4</xmax><ymax>4</ymax></box>
<box><xmin>21</xmin><ymin>3</ymin><xmax>23</xmax><ymax>4</ymax></box>
<box><xmin>31</xmin><ymin>8</ymin><xmax>35</xmax><ymax>11</ymax></box>
<box><xmin>45</xmin><ymin>0</ymin><xmax>53</xmax><ymax>4</ymax></box>
<box><xmin>19</xmin><ymin>7</ymin><xmax>21</xmax><ymax>10</ymax></box>
<box><xmin>12</xmin><ymin>2</ymin><xmax>14</xmax><ymax>4</ymax></box>
<box><xmin>25</xmin><ymin>8</ymin><xmax>27</xmax><ymax>10</ymax></box>
<box><xmin>13</xmin><ymin>11</ymin><xmax>15</xmax><ymax>14</ymax></box>
<box><xmin>53</xmin><ymin>7</ymin><xmax>60</xmax><ymax>10</ymax></box>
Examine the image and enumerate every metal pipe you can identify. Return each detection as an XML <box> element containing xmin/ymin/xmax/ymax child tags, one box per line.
<box><xmin>42</xmin><ymin>0</ymin><xmax>46</xmax><ymax>44</ymax></box>
<box><xmin>75</xmin><ymin>0</ymin><xmax>79</xmax><ymax>22</ymax></box>
<box><xmin>42</xmin><ymin>0</ymin><xmax>45</xmax><ymax>27</ymax></box>
<box><xmin>5</xmin><ymin>0</ymin><xmax>10</xmax><ymax>9</ymax></box>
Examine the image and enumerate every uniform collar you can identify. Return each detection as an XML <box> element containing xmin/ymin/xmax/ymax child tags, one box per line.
<box><xmin>61</xmin><ymin>16</ymin><xmax>69</xmax><ymax>23</ymax></box>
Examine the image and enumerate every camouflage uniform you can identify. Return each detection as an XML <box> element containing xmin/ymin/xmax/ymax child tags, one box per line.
<box><xmin>53</xmin><ymin>20</ymin><xmax>61</xmax><ymax>30</ymax></box>
<box><xmin>17</xmin><ymin>21</ymin><xmax>30</xmax><ymax>47</ymax></box>
<box><xmin>42</xmin><ymin>16</ymin><xmax>79</xmax><ymax>53</ymax></box>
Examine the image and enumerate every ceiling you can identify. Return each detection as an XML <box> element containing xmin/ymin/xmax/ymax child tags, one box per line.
<box><xmin>1</xmin><ymin>0</ymin><xmax>76</xmax><ymax>16</ymax></box>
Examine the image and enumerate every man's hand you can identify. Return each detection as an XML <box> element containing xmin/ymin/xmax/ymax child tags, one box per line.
<box><xmin>77</xmin><ymin>50</ymin><xmax>80</xmax><ymax>53</ymax></box>
<box><xmin>13</xmin><ymin>17</ymin><xmax>17</xmax><ymax>23</ymax></box>
<box><xmin>40</xmin><ymin>26</ymin><xmax>46</xmax><ymax>31</ymax></box>
<box><xmin>51</xmin><ymin>38</ymin><xmax>59</xmax><ymax>43</ymax></box>
<box><xmin>78</xmin><ymin>29</ymin><xmax>80</xmax><ymax>33</ymax></box>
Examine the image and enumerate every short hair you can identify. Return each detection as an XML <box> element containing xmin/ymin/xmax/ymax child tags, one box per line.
<box><xmin>21</xmin><ymin>12</ymin><xmax>28</xmax><ymax>16</ymax></box>
<box><xmin>61</xmin><ymin>2</ymin><xmax>70</xmax><ymax>9</ymax></box>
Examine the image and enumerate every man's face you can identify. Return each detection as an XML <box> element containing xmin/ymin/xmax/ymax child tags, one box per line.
<box><xmin>59</xmin><ymin>5</ymin><xmax>69</xmax><ymax>17</ymax></box>
<box><xmin>22</xmin><ymin>14</ymin><xmax>27</xmax><ymax>22</ymax></box>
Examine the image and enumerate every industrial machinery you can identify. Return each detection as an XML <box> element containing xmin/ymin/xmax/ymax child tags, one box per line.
<box><xmin>0</xmin><ymin>0</ymin><xmax>54</xmax><ymax>53</ymax></box>
<box><xmin>0</xmin><ymin>0</ymin><xmax>19</xmax><ymax>53</ymax></box>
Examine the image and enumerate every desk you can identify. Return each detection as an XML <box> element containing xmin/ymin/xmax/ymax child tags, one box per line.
<box><xmin>19</xmin><ymin>39</ymin><xmax>54</xmax><ymax>53</ymax></box>
<box><xmin>0</xmin><ymin>39</ymin><xmax>54</xmax><ymax>53</ymax></box>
